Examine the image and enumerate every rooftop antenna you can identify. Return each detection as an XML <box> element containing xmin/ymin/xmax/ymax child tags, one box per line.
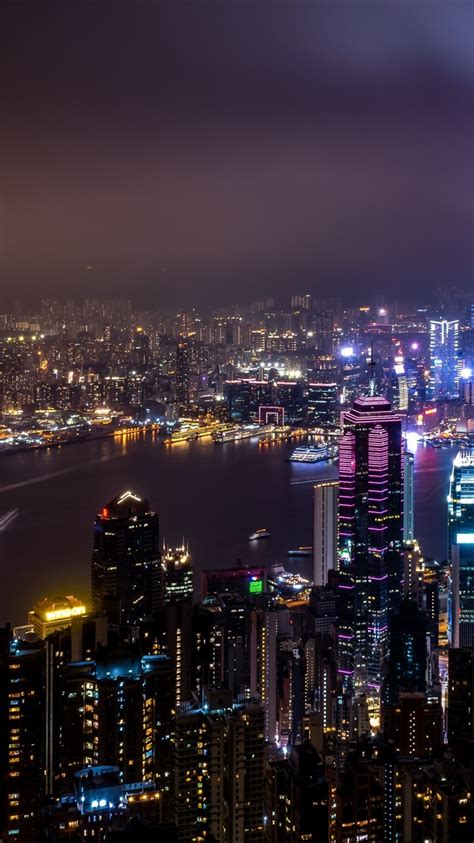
<box><xmin>369</xmin><ymin>341</ymin><xmax>376</xmax><ymax>397</ymax></box>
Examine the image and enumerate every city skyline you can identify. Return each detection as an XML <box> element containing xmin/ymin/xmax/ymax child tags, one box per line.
<box><xmin>1</xmin><ymin>2</ymin><xmax>474</xmax><ymax>839</ymax></box>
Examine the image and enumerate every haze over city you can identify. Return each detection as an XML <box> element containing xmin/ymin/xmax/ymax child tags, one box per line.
<box><xmin>1</xmin><ymin>1</ymin><xmax>473</xmax><ymax>307</ymax></box>
<box><xmin>1</xmin><ymin>3</ymin><xmax>474</xmax><ymax>842</ymax></box>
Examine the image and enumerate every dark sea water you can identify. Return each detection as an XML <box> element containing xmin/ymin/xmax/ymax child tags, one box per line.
<box><xmin>0</xmin><ymin>432</ymin><xmax>455</xmax><ymax>625</ymax></box>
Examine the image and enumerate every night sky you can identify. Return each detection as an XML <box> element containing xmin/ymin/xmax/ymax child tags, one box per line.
<box><xmin>1</xmin><ymin>1</ymin><xmax>473</xmax><ymax>308</ymax></box>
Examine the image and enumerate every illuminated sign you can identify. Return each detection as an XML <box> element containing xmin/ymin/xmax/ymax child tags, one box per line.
<box><xmin>456</xmin><ymin>534</ymin><xmax>474</xmax><ymax>545</ymax></box>
<box><xmin>424</xmin><ymin>408</ymin><xmax>437</xmax><ymax>416</ymax></box>
<box><xmin>249</xmin><ymin>579</ymin><xmax>264</xmax><ymax>594</ymax></box>
<box><xmin>44</xmin><ymin>605</ymin><xmax>86</xmax><ymax>622</ymax></box>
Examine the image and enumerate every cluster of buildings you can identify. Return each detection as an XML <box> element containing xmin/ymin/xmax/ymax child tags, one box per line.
<box><xmin>1</xmin><ymin>290</ymin><xmax>474</xmax><ymax>840</ymax></box>
<box><xmin>0</xmin><ymin>292</ymin><xmax>473</xmax><ymax>447</ymax></box>
<box><xmin>2</xmin><ymin>376</ymin><xmax>474</xmax><ymax>840</ymax></box>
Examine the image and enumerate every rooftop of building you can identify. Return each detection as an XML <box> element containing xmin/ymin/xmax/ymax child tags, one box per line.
<box><xmin>30</xmin><ymin>594</ymin><xmax>87</xmax><ymax>622</ymax></box>
<box><xmin>98</xmin><ymin>489</ymin><xmax>152</xmax><ymax>519</ymax></box>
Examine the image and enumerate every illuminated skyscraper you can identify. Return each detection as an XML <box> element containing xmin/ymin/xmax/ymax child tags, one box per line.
<box><xmin>0</xmin><ymin>628</ymin><xmax>43</xmax><ymax>843</ymax></box>
<box><xmin>403</xmin><ymin>451</ymin><xmax>415</xmax><ymax>542</ymax></box>
<box><xmin>448</xmin><ymin>449</ymin><xmax>474</xmax><ymax>647</ymax></box>
<box><xmin>250</xmin><ymin>606</ymin><xmax>278</xmax><ymax>743</ymax></box>
<box><xmin>162</xmin><ymin>543</ymin><xmax>193</xmax><ymax>604</ymax></box>
<box><xmin>313</xmin><ymin>480</ymin><xmax>339</xmax><ymax>587</ymax></box>
<box><xmin>338</xmin><ymin>396</ymin><xmax>403</xmax><ymax>690</ymax></box>
<box><xmin>429</xmin><ymin>319</ymin><xmax>461</xmax><ymax>398</ymax></box>
<box><xmin>176</xmin><ymin>340</ymin><xmax>190</xmax><ymax>409</ymax></box>
<box><xmin>307</xmin><ymin>382</ymin><xmax>338</xmax><ymax>428</ymax></box>
<box><xmin>91</xmin><ymin>491</ymin><xmax>163</xmax><ymax>625</ymax></box>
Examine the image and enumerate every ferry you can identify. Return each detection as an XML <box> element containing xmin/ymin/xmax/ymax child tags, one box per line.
<box><xmin>213</xmin><ymin>424</ymin><xmax>275</xmax><ymax>444</ymax></box>
<box><xmin>249</xmin><ymin>528</ymin><xmax>271</xmax><ymax>541</ymax></box>
<box><xmin>0</xmin><ymin>508</ymin><xmax>19</xmax><ymax>532</ymax></box>
<box><xmin>287</xmin><ymin>546</ymin><xmax>313</xmax><ymax>558</ymax></box>
<box><xmin>288</xmin><ymin>444</ymin><xmax>329</xmax><ymax>463</ymax></box>
<box><xmin>288</xmin><ymin>443</ymin><xmax>338</xmax><ymax>463</ymax></box>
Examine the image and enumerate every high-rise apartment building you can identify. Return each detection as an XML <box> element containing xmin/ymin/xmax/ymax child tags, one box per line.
<box><xmin>60</xmin><ymin>648</ymin><xmax>173</xmax><ymax>791</ymax></box>
<box><xmin>175</xmin><ymin>687</ymin><xmax>265</xmax><ymax>842</ymax></box>
<box><xmin>0</xmin><ymin>629</ymin><xmax>44</xmax><ymax>843</ymax></box>
<box><xmin>176</xmin><ymin>340</ymin><xmax>190</xmax><ymax>409</ymax></box>
<box><xmin>250</xmin><ymin>606</ymin><xmax>278</xmax><ymax>743</ymax></box>
<box><xmin>429</xmin><ymin>318</ymin><xmax>461</xmax><ymax>398</ymax></box>
<box><xmin>338</xmin><ymin>396</ymin><xmax>403</xmax><ymax>689</ymax></box>
<box><xmin>91</xmin><ymin>490</ymin><xmax>163</xmax><ymax>625</ymax></box>
<box><xmin>403</xmin><ymin>450</ymin><xmax>415</xmax><ymax>542</ymax></box>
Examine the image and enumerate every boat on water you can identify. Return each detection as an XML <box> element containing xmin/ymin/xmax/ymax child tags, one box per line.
<box><xmin>288</xmin><ymin>442</ymin><xmax>339</xmax><ymax>463</ymax></box>
<box><xmin>288</xmin><ymin>444</ymin><xmax>328</xmax><ymax>463</ymax></box>
<box><xmin>249</xmin><ymin>528</ymin><xmax>271</xmax><ymax>541</ymax></box>
<box><xmin>287</xmin><ymin>546</ymin><xmax>313</xmax><ymax>558</ymax></box>
<box><xmin>0</xmin><ymin>508</ymin><xmax>19</xmax><ymax>532</ymax></box>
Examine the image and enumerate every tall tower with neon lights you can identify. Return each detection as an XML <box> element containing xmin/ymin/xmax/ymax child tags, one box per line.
<box><xmin>91</xmin><ymin>490</ymin><xmax>163</xmax><ymax>625</ymax></box>
<box><xmin>338</xmin><ymin>396</ymin><xmax>403</xmax><ymax>692</ymax></box>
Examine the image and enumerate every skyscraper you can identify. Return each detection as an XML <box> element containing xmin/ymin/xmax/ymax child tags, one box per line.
<box><xmin>175</xmin><ymin>687</ymin><xmax>265</xmax><ymax>842</ymax></box>
<box><xmin>429</xmin><ymin>319</ymin><xmax>461</xmax><ymax>398</ymax></box>
<box><xmin>0</xmin><ymin>628</ymin><xmax>44</xmax><ymax>843</ymax></box>
<box><xmin>307</xmin><ymin>382</ymin><xmax>338</xmax><ymax>428</ymax></box>
<box><xmin>91</xmin><ymin>490</ymin><xmax>163</xmax><ymax>625</ymax></box>
<box><xmin>403</xmin><ymin>450</ymin><xmax>415</xmax><ymax>542</ymax></box>
<box><xmin>338</xmin><ymin>396</ymin><xmax>403</xmax><ymax>690</ymax></box>
<box><xmin>313</xmin><ymin>480</ymin><xmax>339</xmax><ymax>587</ymax></box>
<box><xmin>176</xmin><ymin>340</ymin><xmax>190</xmax><ymax>410</ymax></box>
<box><xmin>382</xmin><ymin>599</ymin><xmax>427</xmax><ymax>707</ymax></box>
<box><xmin>60</xmin><ymin>648</ymin><xmax>173</xmax><ymax>791</ymax></box>
<box><xmin>448</xmin><ymin>449</ymin><xmax>474</xmax><ymax>646</ymax></box>
<box><xmin>162</xmin><ymin>543</ymin><xmax>193</xmax><ymax>604</ymax></box>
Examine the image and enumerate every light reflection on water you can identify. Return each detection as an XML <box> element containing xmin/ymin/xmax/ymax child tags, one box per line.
<box><xmin>0</xmin><ymin>433</ymin><xmax>455</xmax><ymax>624</ymax></box>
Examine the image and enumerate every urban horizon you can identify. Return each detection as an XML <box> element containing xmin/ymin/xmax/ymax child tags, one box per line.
<box><xmin>1</xmin><ymin>1</ymin><xmax>474</xmax><ymax>841</ymax></box>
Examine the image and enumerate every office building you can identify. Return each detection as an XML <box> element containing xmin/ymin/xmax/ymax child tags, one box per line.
<box><xmin>448</xmin><ymin>449</ymin><xmax>474</xmax><ymax>646</ymax></box>
<box><xmin>28</xmin><ymin>594</ymin><xmax>87</xmax><ymax>639</ymax></box>
<box><xmin>429</xmin><ymin>318</ymin><xmax>461</xmax><ymax>398</ymax></box>
<box><xmin>338</xmin><ymin>396</ymin><xmax>403</xmax><ymax>690</ymax></box>
<box><xmin>313</xmin><ymin>480</ymin><xmax>338</xmax><ymax>587</ymax></box>
<box><xmin>307</xmin><ymin>381</ymin><xmax>338</xmax><ymax>428</ymax></box>
<box><xmin>382</xmin><ymin>599</ymin><xmax>427</xmax><ymax>706</ymax></box>
<box><xmin>162</xmin><ymin>543</ymin><xmax>193</xmax><ymax>603</ymax></box>
<box><xmin>224</xmin><ymin>379</ymin><xmax>273</xmax><ymax>423</ymax></box>
<box><xmin>201</xmin><ymin>563</ymin><xmax>266</xmax><ymax>599</ymax></box>
<box><xmin>274</xmin><ymin>381</ymin><xmax>305</xmax><ymax>425</ymax></box>
<box><xmin>91</xmin><ymin>490</ymin><xmax>163</xmax><ymax>626</ymax></box>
